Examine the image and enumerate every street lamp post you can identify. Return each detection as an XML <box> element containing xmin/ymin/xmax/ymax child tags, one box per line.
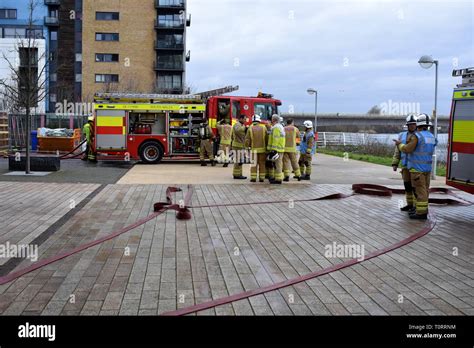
<box><xmin>418</xmin><ymin>55</ymin><xmax>439</xmax><ymax>180</ymax></box>
<box><xmin>307</xmin><ymin>88</ymin><xmax>318</xmax><ymax>133</ymax></box>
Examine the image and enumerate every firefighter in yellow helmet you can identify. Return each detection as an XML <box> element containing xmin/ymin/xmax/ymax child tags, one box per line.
<box><xmin>299</xmin><ymin>120</ymin><xmax>315</xmax><ymax>180</ymax></box>
<box><xmin>216</xmin><ymin>118</ymin><xmax>232</xmax><ymax>167</ymax></box>
<box><xmin>82</xmin><ymin>115</ymin><xmax>97</xmax><ymax>162</ymax></box>
<box><xmin>231</xmin><ymin>114</ymin><xmax>248</xmax><ymax>180</ymax></box>
<box><xmin>267</xmin><ymin>114</ymin><xmax>286</xmax><ymax>184</ymax></box>
<box><xmin>245</xmin><ymin>114</ymin><xmax>268</xmax><ymax>182</ymax></box>
<box><xmin>392</xmin><ymin>114</ymin><xmax>418</xmax><ymax>212</ymax></box>
<box><xmin>198</xmin><ymin>121</ymin><xmax>216</xmax><ymax>166</ymax></box>
<box><xmin>283</xmin><ymin>118</ymin><xmax>302</xmax><ymax>181</ymax></box>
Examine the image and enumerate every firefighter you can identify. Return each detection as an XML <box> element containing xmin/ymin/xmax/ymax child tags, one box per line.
<box><xmin>392</xmin><ymin>114</ymin><xmax>418</xmax><ymax>211</ymax></box>
<box><xmin>82</xmin><ymin>116</ymin><xmax>97</xmax><ymax>162</ymax></box>
<box><xmin>216</xmin><ymin>119</ymin><xmax>232</xmax><ymax>167</ymax></box>
<box><xmin>394</xmin><ymin>114</ymin><xmax>437</xmax><ymax>220</ymax></box>
<box><xmin>267</xmin><ymin>114</ymin><xmax>285</xmax><ymax>184</ymax></box>
<box><xmin>231</xmin><ymin>114</ymin><xmax>247</xmax><ymax>179</ymax></box>
<box><xmin>245</xmin><ymin>115</ymin><xmax>267</xmax><ymax>182</ymax></box>
<box><xmin>299</xmin><ymin>121</ymin><xmax>316</xmax><ymax>180</ymax></box>
<box><xmin>198</xmin><ymin>121</ymin><xmax>216</xmax><ymax>166</ymax></box>
<box><xmin>283</xmin><ymin>118</ymin><xmax>302</xmax><ymax>182</ymax></box>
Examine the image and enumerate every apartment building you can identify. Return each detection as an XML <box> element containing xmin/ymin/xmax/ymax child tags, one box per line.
<box><xmin>0</xmin><ymin>0</ymin><xmax>47</xmax><ymax>112</ymax></box>
<box><xmin>82</xmin><ymin>0</ymin><xmax>190</xmax><ymax>99</ymax></box>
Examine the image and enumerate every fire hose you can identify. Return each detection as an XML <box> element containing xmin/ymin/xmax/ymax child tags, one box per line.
<box><xmin>60</xmin><ymin>139</ymin><xmax>87</xmax><ymax>159</ymax></box>
<box><xmin>0</xmin><ymin>184</ymin><xmax>471</xmax><ymax>315</ymax></box>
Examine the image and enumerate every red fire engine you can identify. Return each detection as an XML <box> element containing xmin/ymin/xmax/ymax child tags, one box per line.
<box><xmin>93</xmin><ymin>86</ymin><xmax>282</xmax><ymax>163</ymax></box>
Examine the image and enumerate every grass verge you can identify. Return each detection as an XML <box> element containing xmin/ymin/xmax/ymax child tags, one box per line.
<box><xmin>318</xmin><ymin>148</ymin><xmax>447</xmax><ymax>177</ymax></box>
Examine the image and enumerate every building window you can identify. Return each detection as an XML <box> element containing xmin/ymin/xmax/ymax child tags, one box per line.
<box><xmin>95</xmin><ymin>74</ymin><xmax>119</xmax><ymax>83</ymax></box>
<box><xmin>159</xmin><ymin>0</ymin><xmax>185</xmax><ymax>6</ymax></box>
<box><xmin>157</xmin><ymin>14</ymin><xmax>184</xmax><ymax>28</ymax></box>
<box><xmin>4</xmin><ymin>28</ymin><xmax>26</xmax><ymax>38</ymax></box>
<box><xmin>50</xmin><ymin>94</ymin><xmax>57</xmax><ymax>103</ymax></box>
<box><xmin>50</xmin><ymin>73</ymin><xmax>57</xmax><ymax>82</ymax></box>
<box><xmin>156</xmin><ymin>54</ymin><xmax>183</xmax><ymax>69</ymax></box>
<box><xmin>158</xmin><ymin>74</ymin><xmax>182</xmax><ymax>90</ymax></box>
<box><xmin>26</xmin><ymin>29</ymin><xmax>43</xmax><ymax>39</ymax></box>
<box><xmin>0</xmin><ymin>9</ymin><xmax>17</xmax><ymax>19</ymax></box>
<box><xmin>95</xmin><ymin>33</ymin><xmax>119</xmax><ymax>41</ymax></box>
<box><xmin>75</xmin><ymin>74</ymin><xmax>82</xmax><ymax>82</ymax></box>
<box><xmin>157</xmin><ymin>34</ymin><xmax>183</xmax><ymax>49</ymax></box>
<box><xmin>50</xmin><ymin>31</ymin><xmax>57</xmax><ymax>41</ymax></box>
<box><xmin>95</xmin><ymin>53</ymin><xmax>119</xmax><ymax>63</ymax></box>
<box><xmin>96</xmin><ymin>12</ymin><xmax>119</xmax><ymax>20</ymax></box>
<box><xmin>75</xmin><ymin>53</ymin><xmax>82</xmax><ymax>62</ymax></box>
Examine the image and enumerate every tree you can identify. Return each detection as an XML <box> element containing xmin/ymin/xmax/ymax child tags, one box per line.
<box><xmin>368</xmin><ymin>105</ymin><xmax>382</xmax><ymax>115</ymax></box>
<box><xmin>0</xmin><ymin>0</ymin><xmax>47</xmax><ymax>174</ymax></box>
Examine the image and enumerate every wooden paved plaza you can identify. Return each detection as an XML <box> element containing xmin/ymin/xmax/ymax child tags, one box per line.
<box><xmin>0</xmin><ymin>181</ymin><xmax>473</xmax><ymax>316</ymax></box>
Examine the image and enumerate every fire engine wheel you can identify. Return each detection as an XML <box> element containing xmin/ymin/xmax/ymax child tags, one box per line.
<box><xmin>139</xmin><ymin>142</ymin><xmax>164</xmax><ymax>164</ymax></box>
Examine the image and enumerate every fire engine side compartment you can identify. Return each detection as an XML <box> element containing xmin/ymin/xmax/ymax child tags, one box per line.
<box><xmin>446</xmin><ymin>88</ymin><xmax>474</xmax><ymax>194</ymax></box>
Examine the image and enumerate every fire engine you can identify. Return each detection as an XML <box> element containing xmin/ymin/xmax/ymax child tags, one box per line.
<box><xmin>93</xmin><ymin>86</ymin><xmax>281</xmax><ymax>163</ymax></box>
<box><xmin>446</xmin><ymin>67</ymin><xmax>474</xmax><ymax>194</ymax></box>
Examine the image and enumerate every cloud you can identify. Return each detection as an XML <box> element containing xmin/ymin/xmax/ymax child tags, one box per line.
<box><xmin>187</xmin><ymin>0</ymin><xmax>473</xmax><ymax>114</ymax></box>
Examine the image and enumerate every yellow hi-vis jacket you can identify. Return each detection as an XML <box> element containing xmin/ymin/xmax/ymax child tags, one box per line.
<box><xmin>232</xmin><ymin>121</ymin><xmax>246</xmax><ymax>149</ymax></box>
<box><xmin>83</xmin><ymin>123</ymin><xmax>92</xmax><ymax>143</ymax></box>
<box><xmin>245</xmin><ymin>122</ymin><xmax>267</xmax><ymax>153</ymax></box>
<box><xmin>217</xmin><ymin>123</ymin><xmax>233</xmax><ymax>146</ymax></box>
<box><xmin>267</xmin><ymin>123</ymin><xmax>286</xmax><ymax>153</ymax></box>
<box><xmin>284</xmin><ymin>125</ymin><xmax>299</xmax><ymax>153</ymax></box>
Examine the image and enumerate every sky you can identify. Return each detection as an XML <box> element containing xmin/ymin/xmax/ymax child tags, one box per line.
<box><xmin>186</xmin><ymin>0</ymin><xmax>474</xmax><ymax>115</ymax></box>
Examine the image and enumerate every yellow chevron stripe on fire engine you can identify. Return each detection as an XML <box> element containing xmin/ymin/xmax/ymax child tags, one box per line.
<box><xmin>97</xmin><ymin>117</ymin><xmax>124</xmax><ymax>127</ymax></box>
<box><xmin>453</xmin><ymin>121</ymin><xmax>474</xmax><ymax>143</ymax></box>
<box><xmin>94</xmin><ymin>103</ymin><xmax>206</xmax><ymax>112</ymax></box>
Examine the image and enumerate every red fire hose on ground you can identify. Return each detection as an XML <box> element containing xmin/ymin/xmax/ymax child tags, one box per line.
<box><xmin>0</xmin><ymin>184</ymin><xmax>471</xmax><ymax>315</ymax></box>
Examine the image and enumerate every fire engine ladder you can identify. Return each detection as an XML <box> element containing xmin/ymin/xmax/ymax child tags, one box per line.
<box><xmin>453</xmin><ymin>67</ymin><xmax>474</xmax><ymax>87</ymax></box>
<box><xmin>94</xmin><ymin>86</ymin><xmax>239</xmax><ymax>104</ymax></box>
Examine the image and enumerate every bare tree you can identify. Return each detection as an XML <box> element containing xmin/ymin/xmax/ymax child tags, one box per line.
<box><xmin>0</xmin><ymin>0</ymin><xmax>48</xmax><ymax>174</ymax></box>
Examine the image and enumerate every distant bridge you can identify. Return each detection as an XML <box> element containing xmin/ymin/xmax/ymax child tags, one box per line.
<box><xmin>281</xmin><ymin>113</ymin><xmax>450</xmax><ymax>133</ymax></box>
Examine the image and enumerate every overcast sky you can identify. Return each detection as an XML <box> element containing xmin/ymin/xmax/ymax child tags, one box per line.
<box><xmin>186</xmin><ymin>0</ymin><xmax>473</xmax><ymax>115</ymax></box>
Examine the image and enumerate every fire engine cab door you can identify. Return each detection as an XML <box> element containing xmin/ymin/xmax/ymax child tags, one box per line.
<box><xmin>449</xmin><ymin>97</ymin><xmax>474</xmax><ymax>183</ymax></box>
<box><xmin>95</xmin><ymin>110</ymin><xmax>127</xmax><ymax>150</ymax></box>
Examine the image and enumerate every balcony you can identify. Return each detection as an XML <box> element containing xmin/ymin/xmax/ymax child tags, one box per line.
<box><xmin>44</xmin><ymin>0</ymin><xmax>60</xmax><ymax>5</ymax></box>
<box><xmin>155</xmin><ymin>0</ymin><xmax>185</xmax><ymax>9</ymax></box>
<box><xmin>155</xmin><ymin>40</ymin><xmax>184</xmax><ymax>50</ymax></box>
<box><xmin>44</xmin><ymin>16</ymin><xmax>59</xmax><ymax>26</ymax></box>
<box><xmin>154</xmin><ymin>61</ymin><xmax>184</xmax><ymax>71</ymax></box>
<box><xmin>155</xmin><ymin>19</ymin><xmax>185</xmax><ymax>30</ymax></box>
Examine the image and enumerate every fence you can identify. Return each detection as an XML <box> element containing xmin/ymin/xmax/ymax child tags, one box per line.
<box><xmin>316</xmin><ymin>132</ymin><xmax>448</xmax><ymax>163</ymax></box>
<box><xmin>8</xmin><ymin>114</ymin><xmax>88</xmax><ymax>150</ymax></box>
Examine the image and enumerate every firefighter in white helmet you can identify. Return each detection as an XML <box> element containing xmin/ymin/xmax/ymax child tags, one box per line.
<box><xmin>266</xmin><ymin>114</ymin><xmax>286</xmax><ymax>184</ymax></box>
<box><xmin>245</xmin><ymin>114</ymin><xmax>268</xmax><ymax>182</ymax></box>
<box><xmin>392</xmin><ymin>114</ymin><xmax>418</xmax><ymax>212</ymax></box>
<box><xmin>82</xmin><ymin>115</ymin><xmax>97</xmax><ymax>162</ymax></box>
<box><xmin>299</xmin><ymin>120</ymin><xmax>315</xmax><ymax>180</ymax></box>
<box><xmin>394</xmin><ymin>114</ymin><xmax>437</xmax><ymax>220</ymax></box>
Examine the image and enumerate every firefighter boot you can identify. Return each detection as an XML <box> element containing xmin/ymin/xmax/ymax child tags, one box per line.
<box><xmin>234</xmin><ymin>176</ymin><xmax>247</xmax><ymax>180</ymax></box>
<box><xmin>201</xmin><ymin>161</ymin><xmax>207</xmax><ymax>167</ymax></box>
<box><xmin>250</xmin><ymin>179</ymin><xmax>257</xmax><ymax>183</ymax></box>
<box><xmin>270</xmin><ymin>180</ymin><xmax>282</xmax><ymax>185</ymax></box>
<box><xmin>283</xmin><ymin>177</ymin><xmax>290</xmax><ymax>182</ymax></box>
<box><xmin>400</xmin><ymin>205</ymin><xmax>414</xmax><ymax>212</ymax></box>
<box><xmin>211</xmin><ymin>160</ymin><xmax>216</xmax><ymax>167</ymax></box>
<box><xmin>223</xmin><ymin>163</ymin><xmax>229</xmax><ymax>168</ymax></box>
<box><xmin>410</xmin><ymin>213</ymin><xmax>428</xmax><ymax>220</ymax></box>
<box><xmin>301</xmin><ymin>174</ymin><xmax>311</xmax><ymax>181</ymax></box>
